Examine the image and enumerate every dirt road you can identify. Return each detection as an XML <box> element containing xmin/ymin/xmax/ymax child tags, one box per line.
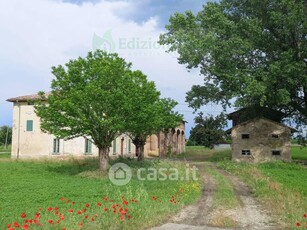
<box><xmin>151</xmin><ymin>162</ymin><xmax>277</xmax><ymax>230</ymax></box>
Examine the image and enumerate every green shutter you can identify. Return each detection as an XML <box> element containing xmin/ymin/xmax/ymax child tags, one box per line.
<box><xmin>85</xmin><ymin>139</ymin><xmax>92</xmax><ymax>154</ymax></box>
<box><xmin>128</xmin><ymin>139</ymin><xmax>131</xmax><ymax>152</ymax></box>
<box><xmin>26</xmin><ymin>120</ymin><xmax>33</xmax><ymax>131</ymax></box>
<box><xmin>113</xmin><ymin>140</ymin><xmax>116</xmax><ymax>154</ymax></box>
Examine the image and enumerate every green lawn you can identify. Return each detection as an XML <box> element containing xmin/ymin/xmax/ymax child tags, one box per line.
<box><xmin>0</xmin><ymin>157</ymin><xmax>200</xmax><ymax>229</ymax></box>
<box><xmin>291</xmin><ymin>146</ymin><xmax>307</xmax><ymax>161</ymax></box>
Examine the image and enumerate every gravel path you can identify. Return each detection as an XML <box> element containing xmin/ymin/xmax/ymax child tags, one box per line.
<box><xmin>151</xmin><ymin>162</ymin><xmax>277</xmax><ymax>230</ymax></box>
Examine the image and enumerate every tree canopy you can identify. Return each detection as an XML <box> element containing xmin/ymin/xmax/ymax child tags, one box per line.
<box><xmin>35</xmin><ymin>50</ymin><xmax>182</xmax><ymax>169</ymax></box>
<box><xmin>160</xmin><ymin>0</ymin><xmax>307</xmax><ymax>124</ymax></box>
<box><xmin>188</xmin><ymin>113</ymin><xmax>227</xmax><ymax>148</ymax></box>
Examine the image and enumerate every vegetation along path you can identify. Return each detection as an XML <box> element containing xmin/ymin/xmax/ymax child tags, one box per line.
<box><xmin>152</xmin><ymin>162</ymin><xmax>277</xmax><ymax>230</ymax></box>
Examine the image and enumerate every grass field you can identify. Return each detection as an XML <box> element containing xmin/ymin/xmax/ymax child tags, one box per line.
<box><xmin>0</xmin><ymin>157</ymin><xmax>201</xmax><ymax>229</ymax></box>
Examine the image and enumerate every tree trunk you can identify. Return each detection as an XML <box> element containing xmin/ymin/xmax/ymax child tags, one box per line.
<box><xmin>98</xmin><ymin>147</ymin><xmax>109</xmax><ymax>171</ymax></box>
<box><xmin>137</xmin><ymin>144</ymin><xmax>144</xmax><ymax>161</ymax></box>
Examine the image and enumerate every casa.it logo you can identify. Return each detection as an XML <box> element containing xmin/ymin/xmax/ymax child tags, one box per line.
<box><xmin>92</xmin><ymin>29</ymin><xmax>116</xmax><ymax>53</ymax></box>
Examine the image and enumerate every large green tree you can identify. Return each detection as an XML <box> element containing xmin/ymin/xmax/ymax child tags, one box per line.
<box><xmin>189</xmin><ymin>113</ymin><xmax>227</xmax><ymax>148</ymax></box>
<box><xmin>123</xmin><ymin>71</ymin><xmax>183</xmax><ymax>160</ymax></box>
<box><xmin>0</xmin><ymin>126</ymin><xmax>12</xmax><ymax>147</ymax></box>
<box><xmin>35</xmin><ymin>50</ymin><xmax>146</xmax><ymax>170</ymax></box>
<box><xmin>160</xmin><ymin>0</ymin><xmax>307</xmax><ymax>123</ymax></box>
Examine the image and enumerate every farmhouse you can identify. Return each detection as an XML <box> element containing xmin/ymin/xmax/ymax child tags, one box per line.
<box><xmin>227</xmin><ymin>108</ymin><xmax>296</xmax><ymax>163</ymax></box>
<box><xmin>7</xmin><ymin>93</ymin><xmax>185</xmax><ymax>159</ymax></box>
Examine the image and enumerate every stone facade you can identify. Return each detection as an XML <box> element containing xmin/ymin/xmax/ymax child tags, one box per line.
<box><xmin>7</xmin><ymin>94</ymin><xmax>185</xmax><ymax>159</ymax></box>
<box><xmin>230</xmin><ymin>118</ymin><xmax>293</xmax><ymax>163</ymax></box>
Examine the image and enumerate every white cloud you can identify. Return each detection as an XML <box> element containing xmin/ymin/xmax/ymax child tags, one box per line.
<box><xmin>0</xmin><ymin>0</ymin><xmax>205</xmax><ymax>135</ymax></box>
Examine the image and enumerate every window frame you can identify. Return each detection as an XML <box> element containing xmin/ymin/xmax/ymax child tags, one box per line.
<box><xmin>241</xmin><ymin>149</ymin><xmax>251</xmax><ymax>156</ymax></box>
<box><xmin>241</xmin><ymin>134</ymin><xmax>250</xmax><ymax>139</ymax></box>
<box><xmin>85</xmin><ymin>138</ymin><xmax>92</xmax><ymax>155</ymax></box>
<box><xmin>53</xmin><ymin>138</ymin><xmax>60</xmax><ymax>154</ymax></box>
<box><xmin>26</xmin><ymin>120</ymin><xmax>33</xmax><ymax>132</ymax></box>
<box><xmin>272</xmin><ymin>150</ymin><xmax>281</xmax><ymax>156</ymax></box>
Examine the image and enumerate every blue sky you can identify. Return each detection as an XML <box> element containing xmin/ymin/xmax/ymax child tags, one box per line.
<box><xmin>0</xmin><ymin>0</ymin><xmax>225</xmax><ymax>137</ymax></box>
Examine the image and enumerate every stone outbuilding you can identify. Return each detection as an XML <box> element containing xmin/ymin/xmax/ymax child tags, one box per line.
<box><xmin>228</xmin><ymin>118</ymin><xmax>296</xmax><ymax>163</ymax></box>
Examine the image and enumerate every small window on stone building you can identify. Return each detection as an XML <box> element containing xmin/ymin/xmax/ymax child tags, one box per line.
<box><xmin>271</xmin><ymin>134</ymin><xmax>279</xmax><ymax>138</ymax></box>
<box><xmin>241</xmin><ymin>149</ymin><xmax>251</xmax><ymax>155</ymax></box>
<box><xmin>272</xmin><ymin>150</ymin><xmax>281</xmax><ymax>156</ymax></box>
<box><xmin>26</xmin><ymin>120</ymin><xmax>33</xmax><ymax>131</ymax></box>
<box><xmin>241</xmin><ymin>134</ymin><xmax>250</xmax><ymax>139</ymax></box>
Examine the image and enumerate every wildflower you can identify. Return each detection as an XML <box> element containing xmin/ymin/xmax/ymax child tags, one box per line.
<box><xmin>120</xmin><ymin>215</ymin><xmax>125</xmax><ymax>221</ymax></box>
<box><xmin>48</xmin><ymin>220</ymin><xmax>54</xmax><ymax>225</ymax></box>
<box><xmin>97</xmin><ymin>202</ymin><xmax>102</xmax><ymax>206</ymax></box>
<box><xmin>34</xmin><ymin>213</ymin><xmax>41</xmax><ymax>219</ymax></box>
<box><xmin>61</xmin><ymin>197</ymin><xmax>65</xmax><ymax>201</ymax></box>
<box><xmin>77</xmin><ymin>210</ymin><xmax>82</xmax><ymax>215</ymax></box>
<box><xmin>72</xmin><ymin>201</ymin><xmax>76</xmax><ymax>205</ymax></box>
<box><xmin>303</xmin><ymin>213</ymin><xmax>307</xmax><ymax>218</ymax></box>
<box><xmin>47</xmin><ymin>207</ymin><xmax>53</xmax><ymax>212</ymax></box>
<box><xmin>104</xmin><ymin>208</ymin><xmax>109</xmax><ymax>212</ymax></box>
<box><xmin>13</xmin><ymin>222</ymin><xmax>20</xmax><ymax>228</ymax></box>
<box><xmin>102</xmin><ymin>197</ymin><xmax>108</xmax><ymax>201</ymax></box>
<box><xmin>127</xmin><ymin>215</ymin><xmax>131</xmax><ymax>220</ymax></box>
<box><xmin>78</xmin><ymin>222</ymin><xmax>83</xmax><ymax>228</ymax></box>
<box><xmin>20</xmin><ymin>213</ymin><xmax>26</xmax><ymax>218</ymax></box>
<box><xmin>68</xmin><ymin>209</ymin><xmax>74</xmax><ymax>213</ymax></box>
<box><xmin>122</xmin><ymin>200</ymin><xmax>128</xmax><ymax>205</ymax></box>
<box><xmin>62</xmin><ymin>228</ymin><xmax>67</xmax><ymax>230</ymax></box>
<box><xmin>152</xmin><ymin>196</ymin><xmax>157</xmax><ymax>201</ymax></box>
<box><xmin>296</xmin><ymin>222</ymin><xmax>301</xmax><ymax>227</ymax></box>
<box><xmin>54</xmin><ymin>207</ymin><xmax>59</xmax><ymax>211</ymax></box>
<box><xmin>7</xmin><ymin>224</ymin><xmax>11</xmax><ymax>228</ymax></box>
<box><xmin>84</xmin><ymin>215</ymin><xmax>89</xmax><ymax>219</ymax></box>
<box><xmin>8</xmin><ymin>228</ymin><xmax>15</xmax><ymax>230</ymax></box>
<box><xmin>83</xmin><ymin>208</ymin><xmax>87</xmax><ymax>212</ymax></box>
<box><xmin>85</xmin><ymin>203</ymin><xmax>90</xmax><ymax>208</ymax></box>
<box><xmin>91</xmin><ymin>218</ymin><xmax>95</xmax><ymax>222</ymax></box>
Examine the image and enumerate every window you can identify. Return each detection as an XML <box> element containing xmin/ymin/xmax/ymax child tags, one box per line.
<box><xmin>53</xmin><ymin>139</ymin><xmax>60</xmax><ymax>154</ymax></box>
<box><xmin>271</xmin><ymin>134</ymin><xmax>279</xmax><ymax>138</ymax></box>
<box><xmin>26</xmin><ymin>120</ymin><xmax>33</xmax><ymax>131</ymax></box>
<box><xmin>241</xmin><ymin>134</ymin><xmax>250</xmax><ymax>139</ymax></box>
<box><xmin>241</xmin><ymin>149</ymin><xmax>251</xmax><ymax>155</ymax></box>
<box><xmin>113</xmin><ymin>140</ymin><xmax>116</xmax><ymax>155</ymax></box>
<box><xmin>85</xmin><ymin>138</ymin><xmax>92</xmax><ymax>154</ymax></box>
<box><xmin>272</xmin><ymin>150</ymin><xmax>281</xmax><ymax>156</ymax></box>
<box><xmin>128</xmin><ymin>139</ymin><xmax>131</xmax><ymax>153</ymax></box>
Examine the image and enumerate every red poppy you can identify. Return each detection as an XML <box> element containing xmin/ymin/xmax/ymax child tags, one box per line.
<box><xmin>102</xmin><ymin>197</ymin><xmax>108</xmax><ymax>201</ymax></box>
<box><xmin>59</xmin><ymin>215</ymin><xmax>65</xmax><ymax>220</ymax></box>
<box><xmin>54</xmin><ymin>207</ymin><xmax>59</xmax><ymax>211</ymax></box>
<box><xmin>104</xmin><ymin>208</ymin><xmax>109</xmax><ymax>212</ymax></box>
<box><xmin>56</xmin><ymin>220</ymin><xmax>61</xmax><ymax>224</ymax></box>
<box><xmin>72</xmin><ymin>201</ymin><xmax>76</xmax><ymax>205</ymax></box>
<box><xmin>91</xmin><ymin>218</ymin><xmax>95</xmax><ymax>222</ymax></box>
<box><xmin>55</xmin><ymin>211</ymin><xmax>59</xmax><ymax>215</ymax></box>
<box><xmin>84</xmin><ymin>215</ymin><xmax>89</xmax><ymax>219</ymax></box>
<box><xmin>47</xmin><ymin>207</ymin><xmax>53</xmax><ymax>212</ymax></box>
<box><xmin>48</xmin><ymin>220</ymin><xmax>54</xmax><ymax>225</ymax></box>
<box><xmin>33</xmin><ymin>220</ymin><xmax>39</xmax><ymax>224</ymax></box>
<box><xmin>85</xmin><ymin>203</ymin><xmax>90</xmax><ymax>207</ymax></box>
<box><xmin>8</xmin><ymin>228</ymin><xmax>15</xmax><ymax>230</ymax></box>
<box><xmin>13</xmin><ymin>222</ymin><xmax>20</xmax><ymax>228</ymax></box>
<box><xmin>97</xmin><ymin>202</ymin><xmax>102</xmax><ymax>206</ymax></box>
<box><xmin>61</xmin><ymin>197</ymin><xmax>65</xmax><ymax>201</ymax></box>
<box><xmin>34</xmin><ymin>213</ymin><xmax>41</xmax><ymax>219</ymax></box>
<box><xmin>152</xmin><ymin>196</ymin><xmax>157</xmax><ymax>201</ymax></box>
<box><xmin>113</xmin><ymin>210</ymin><xmax>117</xmax><ymax>214</ymax></box>
<box><xmin>20</xmin><ymin>213</ymin><xmax>26</xmax><ymax>218</ymax></box>
<box><xmin>38</xmin><ymin>208</ymin><xmax>42</xmax><ymax>211</ymax></box>
<box><xmin>122</xmin><ymin>200</ymin><xmax>128</xmax><ymax>205</ymax></box>
<box><xmin>78</xmin><ymin>222</ymin><xmax>83</xmax><ymax>228</ymax></box>
<box><xmin>62</xmin><ymin>228</ymin><xmax>67</xmax><ymax>230</ymax></box>
<box><xmin>77</xmin><ymin>210</ymin><xmax>82</xmax><ymax>215</ymax></box>
<box><xmin>127</xmin><ymin>215</ymin><xmax>131</xmax><ymax>219</ymax></box>
<box><xmin>296</xmin><ymin>222</ymin><xmax>301</xmax><ymax>227</ymax></box>
<box><xmin>7</xmin><ymin>224</ymin><xmax>11</xmax><ymax>228</ymax></box>
<box><xmin>83</xmin><ymin>208</ymin><xmax>87</xmax><ymax>212</ymax></box>
<box><xmin>120</xmin><ymin>215</ymin><xmax>125</xmax><ymax>221</ymax></box>
<box><xmin>304</xmin><ymin>213</ymin><xmax>307</xmax><ymax>218</ymax></box>
<box><xmin>68</xmin><ymin>209</ymin><xmax>74</xmax><ymax>213</ymax></box>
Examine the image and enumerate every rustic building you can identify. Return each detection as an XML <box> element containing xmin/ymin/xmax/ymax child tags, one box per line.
<box><xmin>7</xmin><ymin>93</ymin><xmax>185</xmax><ymax>159</ymax></box>
<box><xmin>229</xmin><ymin>118</ymin><xmax>295</xmax><ymax>163</ymax></box>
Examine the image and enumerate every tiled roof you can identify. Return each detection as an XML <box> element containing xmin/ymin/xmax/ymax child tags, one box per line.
<box><xmin>6</xmin><ymin>92</ymin><xmax>50</xmax><ymax>102</ymax></box>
